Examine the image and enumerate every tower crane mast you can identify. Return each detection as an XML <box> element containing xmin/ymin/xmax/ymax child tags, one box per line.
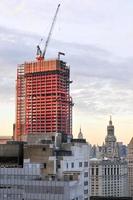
<box><xmin>36</xmin><ymin>4</ymin><xmax>60</xmax><ymax>60</ymax></box>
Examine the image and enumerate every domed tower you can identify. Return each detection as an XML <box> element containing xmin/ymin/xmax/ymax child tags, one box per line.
<box><xmin>105</xmin><ymin>116</ymin><xmax>116</xmax><ymax>143</ymax></box>
<box><xmin>104</xmin><ymin>116</ymin><xmax>117</xmax><ymax>158</ymax></box>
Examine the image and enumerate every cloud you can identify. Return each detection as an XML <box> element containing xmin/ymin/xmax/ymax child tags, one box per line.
<box><xmin>72</xmin><ymin>77</ymin><xmax>133</xmax><ymax>116</ymax></box>
<box><xmin>0</xmin><ymin>77</ymin><xmax>15</xmax><ymax>104</ymax></box>
<box><xmin>0</xmin><ymin>26</ymin><xmax>133</xmax><ymax>118</ymax></box>
<box><xmin>1</xmin><ymin>0</ymin><xmax>133</xmax><ymax>55</ymax></box>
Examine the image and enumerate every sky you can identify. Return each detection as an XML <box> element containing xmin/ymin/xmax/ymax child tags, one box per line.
<box><xmin>0</xmin><ymin>0</ymin><xmax>133</xmax><ymax>145</ymax></box>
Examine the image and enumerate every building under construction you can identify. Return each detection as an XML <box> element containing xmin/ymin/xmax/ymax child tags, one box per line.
<box><xmin>14</xmin><ymin>4</ymin><xmax>73</xmax><ymax>142</ymax></box>
<box><xmin>15</xmin><ymin>58</ymin><xmax>73</xmax><ymax>142</ymax></box>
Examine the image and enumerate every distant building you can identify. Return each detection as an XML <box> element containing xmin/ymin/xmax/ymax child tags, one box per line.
<box><xmin>90</xmin><ymin>145</ymin><xmax>97</xmax><ymax>158</ymax></box>
<box><xmin>78</xmin><ymin>127</ymin><xmax>83</xmax><ymax>139</ymax></box>
<box><xmin>0</xmin><ymin>136</ymin><xmax>12</xmax><ymax>144</ymax></box>
<box><xmin>90</xmin><ymin>158</ymin><xmax>128</xmax><ymax>197</ymax></box>
<box><xmin>90</xmin><ymin>117</ymin><xmax>127</xmax><ymax>160</ymax></box>
<box><xmin>102</xmin><ymin>117</ymin><xmax>119</xmax><ymax>159</ymax></box>
<box><xmin>89</xmin><ymin>117</ymin><xmax>128</xmax><ymax>197</ymax></box>
<box><xmin>127</xmin><ymin>137</ymin><xmax>133</xmax><ymax>197</ymax></box>
<box><xmin>117</xmin><ymin>142</ymin><xmax>127</xmax><ymax>158</ymax></box>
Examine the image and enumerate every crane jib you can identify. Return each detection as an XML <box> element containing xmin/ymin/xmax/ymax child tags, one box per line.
<box><xmin>36</xmin><ymin>4</ymin><xmax>61</xmax><ymax>61</ymax></box>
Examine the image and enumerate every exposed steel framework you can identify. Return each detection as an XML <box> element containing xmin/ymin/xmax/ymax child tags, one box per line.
<box><xmin>15</xmin><ymin>65</ymin><xmax>25</xmax><ymax>141</ymax></box>
<box><xmin>15</xmin><ymin>59</ymin><xmax>73</xmax><ymax>141</ymax></box>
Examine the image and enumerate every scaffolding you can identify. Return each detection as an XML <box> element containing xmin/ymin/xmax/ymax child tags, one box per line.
<box><xmin>15</xmin><ymin>59</ymin><xmax>73</xmax><ymax>141</ymax></box>
<box><xmin>15</xmin><ymin>65</ymin><xmax>25</xmax><ymax>141</ymax></box>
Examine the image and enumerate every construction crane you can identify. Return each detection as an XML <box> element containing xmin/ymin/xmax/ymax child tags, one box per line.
<box><xmin>36</xmin><ymin>4</ymin><xmax>60</xmax><ymax>61</ymax></box>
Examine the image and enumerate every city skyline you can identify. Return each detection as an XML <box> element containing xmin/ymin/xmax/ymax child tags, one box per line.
<box><xmin>1</xmin><ymin>0</ymin><xmax>133</xmax><ymax>144</ymax></box>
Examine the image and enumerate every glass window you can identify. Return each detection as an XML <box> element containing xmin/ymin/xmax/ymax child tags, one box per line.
<box><xmin>84</xmin><ymin>162</ymin><xmax>88</xmax><ymax>167</ymax></box>
<box><xmin>92</xmin><ymin>168</ymin><xmax>94</xmax><ymax>175</ymax></box>
<box><xmin>44</xmin><ymin>163</ymin><xmax>47</xmax><ymax>168</ymax></box>
<box><xmin>71</xmin><ymin>162</ymin><xmax>74</xmax><ymax>168</ymax></box>
<box><xmin>84</xmin><ymin>181</ymin><xmax>88</xmax><ymax>186</ymax></box>
<box><xmin>84</xmin><ymin>189</ymin><xmax>88</xmax><ymax>194</ymax></box>
<box><xmin>79</xmin><ymin>162</ymin><xmax>82</xmax><ymax>167</ymax></box>
<box><xmin>84</xmin><ymin>172</ymin><xmax>88</xmax><ymax>177</ymax></box>
<box><xmin>96</xmin><ymin>168</ymin><xmax>98</xmax><ymax>175</ymax></box>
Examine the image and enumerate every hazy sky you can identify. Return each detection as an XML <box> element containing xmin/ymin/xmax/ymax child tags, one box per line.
<box><xmin>0</xmin><ymin>0</ymin><xmax>133</xmax><ymax>144</ymax></box>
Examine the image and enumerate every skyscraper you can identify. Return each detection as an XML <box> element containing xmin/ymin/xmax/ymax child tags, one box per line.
<box><xmin>15</xmin><ymin>58</ymin><xmax>73</xmax><ymax>142</ymax></box>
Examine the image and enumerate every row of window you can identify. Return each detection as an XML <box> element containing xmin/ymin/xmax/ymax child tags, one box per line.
<box><xmin>66</xmin><ymin>162</ymin><xmax>88</xmax><ymax>169</ymax></box>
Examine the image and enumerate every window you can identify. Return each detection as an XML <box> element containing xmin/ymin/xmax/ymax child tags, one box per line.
<box><xmin>92</xmin><ymin>168</ymin><xmax>94</xmax><ymax>175</ymax></box>
<box><xmin>84</xmin><ymin>181</ymin><xmax>88</xmax><ymax>186</ymax></box>
<box><xmin>58</xmin><ymin>164</ymin><xmax>61</xmax><ymax>168</ymax></box>
<box><xmin>66</xmin><ymin>163</ymin><xmax>68</xmax><ymax>168</ymax></box>
<box><xmin>111</xmin><ymin>167</ymin><xmax>113</xmax><ymax>175</ymax></box>
<box><xmin>105</xmin><ymin>168</ymin><xmax>106</xmax><ymax>175</ymax></box>
<box><xmin>52</xmin><ymin>136</ymin><xmax>55</xmax><ymax>141</ymax></box>
<box><xmin>84</xmin><ymin>162</ymin><xmax>88</xmax><ymax>167</ymax></box>
<box><xmin>108</xmin><ymin>168</ymin><xmax>110</xmax><ymax>175</ymax></box>
<box><xmin>84</xmin><ymin>172</ymin><xmax>88</xmax><ymax>177</ymax></box>
<box><xmin>96</xmin><ymin>168</ymin><xmax>98</xmax><ymax>175</ymax></box>
<box><xmin>84</xmin><ymin>189</ymin><xmax>88</xmax><ymax>194</ymax></box>
<box><xmin>71</xmin><ymin>162</ymin><xmax>74</xmax><ymax>168</ymax></box>
<box><xmin>70</xmin><ymin>175</ymin><xmax>73</xmax><ymax>180</ymax></box>
<box><xmin>79</xmin><ymin>162</ymin><xmax>82</xmax><ymax>167</ymax></box>
<box><xmin>44</xmin><ymin>163</ymin><xmax>47</xmax><ymax>168</ymax></box>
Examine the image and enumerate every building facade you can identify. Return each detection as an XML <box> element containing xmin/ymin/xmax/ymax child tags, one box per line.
<box><xmin>15</xmin><ymin>59</ymin><xmax>73</xmax><ymax>142</ymax></box>
<box><xmin>0</xmin><ymin>162</ymin><xmax>82</xmax><ymax>200</ymax></box>
<box><xmin>128</xmin><ymin>137</ymin><xmax>133</xmax><ymax>197</ymax></box>
<box><xmin>58</xmin><ymin>139</ymin><xmax>90</xmax><ymax>200</ymax></box>
<box><xmin>90</xmin><ymin>158</ymin><xmax>128</xmax><ymax>197</ymax></box>
<box><xmin>0</xmin><ymin>138</ymin><xmax>90</xmax><ymax>200</ymax></box>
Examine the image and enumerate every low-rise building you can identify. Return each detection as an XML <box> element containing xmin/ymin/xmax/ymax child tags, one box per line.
<box><xmin>0</xmin><ymin>161</ymin><xmax>82</xmax><ymax>200</ymax></box>
<box><xmin>0</xmin><ymin>137</ymin><xmax>90</xmax><ymax>200</ymax></box>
